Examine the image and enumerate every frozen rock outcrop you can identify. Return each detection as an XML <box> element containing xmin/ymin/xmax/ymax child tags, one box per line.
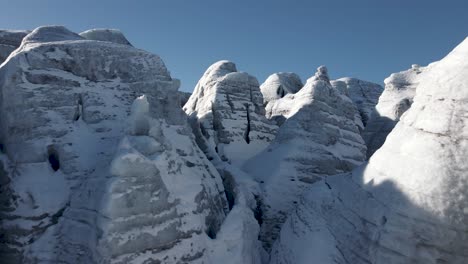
<box><xmin>331</xmin><ymin>77</ymin><xmax>383</xmax><ymax>127</ymax></box>
<box><xmin>363</xmin><ymin>63</ymin><xmax>428</xmax><ymax>158</ymax></box>
<box><xmin>260</xmin><ymin>72</ymin><xmax>302</xmax><ymax>104</ymax></box>
<box><xmin>0</xmin><ymin>29</ymin><xmax>30</xmax><ymax>64</ymax></box>
<box><xmin>183</xmin><ymin>60</ymin><xmax>278</xmax><ymax>166</ymax></box>
<box><xmin>0</xmin><ymin>25</ymin><xmax>228</xmax><ymax>263</ymax></box>
<box><xmin>271</xmin><ymin>38</ymin><xmax>468</xmax><ymax>264</ymax></box>
<box><xmin>244</xmin><ymin>66</ymin><xmax>366</xmax><ymax>250</ymax></box>
<box><xmin>79</xmin><ymin>28</ymin><xmax>132</xmax><ymax>46</ymax></box>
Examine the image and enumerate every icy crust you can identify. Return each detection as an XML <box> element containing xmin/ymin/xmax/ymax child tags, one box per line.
<box><xmin>0</xmin><ymin>26</ymin><xmax>226</xmax><ymax>263</ymax></box>
<box><xmin>183</xmin><ymin>60</ymin><xmax>278</xmax><ymax>166</ymax></box>
<box><xmin>21</xmin><ymin>25</ymin><xmax>83</xmax><ymax>44</ymax></box>
<box><xmin>79</xmin><ymin>28</ymin><xmax>132</xmax><ymax>46</ymax></box>
<box><xmin>363</xmin><ymin>63</ymin><xmax>428</xmax><ymax>158</ymax></box>
<box><xmin>244</xmin><ymin>66</ymin><xmax>366</xmax><ymax>250</ymax></box>
<box><xmin>0</xmin><ymin>29</ymin><xmax>30</xmax><ymax>64</ymax></box>
<box><xmin>271</xmin><ymin>38</ymin><xmax>468</xmax><ymax>264</ymax></box>
<box><xmin>260</xmin><ymin>72</ymin><xmax>303</xmax><ymax>104</ymax></box>
<box><xmin>331</xmin><ymin>77</ymin><xmax>383</xmax><ymax>127</ymax></box>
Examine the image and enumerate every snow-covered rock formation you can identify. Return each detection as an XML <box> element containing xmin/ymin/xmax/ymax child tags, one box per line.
<box><xmin>244</xmin><ymin>66</ymin><xmax>366</xmax><ymax>250</ymax></box>
<box><xmin>331</xmin><ymin>77</ymin><xmax>383</xmax><ymax>127</ymax></box>
<box><xmin>79</xmin><ymin>28</ymin><xmax>132</xmax><ymax>46</ymax></box>
<box><xmin>0</xmin><ymin>25</ymin><xmax>229</xmax><ymax>263</ymax></box>
<box><xmin>0</xmin><ymin>29</ymin><xmax>30</xmax><ymax>64</ymax></box>
<box><xmin>260</xmin><ymin>72</ymin><xmax>302</xmax><ymax>104</ymax></box>
<box><xmin>363</xmin><ymin>64</ymin><xmax>427</xmax><ymax>158</ymax></box>
<box><xmin>183</xmin><ymin>60</ymin><xmax>278</xmax><ymax>166</ymax></box>
<box><xmin>271</xmin><ymin>38</ymin><xmax>468</xmax><ymax>264</ymax></box>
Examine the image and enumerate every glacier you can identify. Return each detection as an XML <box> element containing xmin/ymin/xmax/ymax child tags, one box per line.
<box><xmin>0</xmin><ymin>24</ymin><xmax>466</xmax><ymax>264</ymax></box>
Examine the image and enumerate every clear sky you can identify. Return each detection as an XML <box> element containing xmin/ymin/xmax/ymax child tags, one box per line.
<box><xmin>1</xmin><ymin>0</ymin><xmax>467</xmax><ymax>92</ymax></box>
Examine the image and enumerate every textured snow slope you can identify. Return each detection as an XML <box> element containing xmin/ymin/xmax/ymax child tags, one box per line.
<box><xmin>79</xmin><ymin>28</ymin><xmax>132</xmax><ymax>46</ymax></box>
<box><xmin>0</xmin><ymin>26</ymin><xmax>229</xmax><ymax>263</ymax></box>
<box><xmin>244</xmin><ymin>66</ymin><xmax>366</xmax><ymax>250</ymax></box>
<box><xmin>271</xmin><ymin>37</ymin><xmax>468</xmax><ymax>264</ymax></box>
<box><xmin>184</xmin><ymin>60</ymin><xmax>278</xmax><ymax>166</ymax></box>
<box><xmin>363</xmin><ymin>64</ymin><xmax>429</xmax><ymax>158</ymax></box>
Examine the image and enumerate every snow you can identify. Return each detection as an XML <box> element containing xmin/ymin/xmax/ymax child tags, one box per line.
<box><xmin>260</xmin><ymin>72</ymin><xmax>303</xmax><ymax>104</ymax></box>
<box><xmin>271</xmin><ymin>37</ymin><xmax>468</xmax><ymax>264</ymax></box>
<box><xmin>79</xmin><ymin>28</ymin><xmax>132</xmax><ymax>46</ymax></box>
<box><xmin>1</xmin><ymin>24</ymin><xmax>467</xmax><ymax>264</ymax></box>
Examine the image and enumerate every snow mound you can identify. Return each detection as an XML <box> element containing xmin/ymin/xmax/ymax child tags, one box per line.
<box><xmin>21</xmin><ymin>25</ymin><xmax>83</xmax><ymax>44</ymax></box>
<box><xmin>79</xmin><ymin>28</ymin><xmax>132</xmax><ymax>46</ymax></box>
<box><xmin>260</xmin><ymin>72</ymin><xmax>303</xmax><ymax>104</ymax></box>
<box><xmin>184</xmin><ymin>60</ymin><xmax>278</xmax><ymax>166</ymax></box>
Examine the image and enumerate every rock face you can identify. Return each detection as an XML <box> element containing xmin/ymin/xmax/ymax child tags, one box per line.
<box><xmin>363</xmin><ymin>64</ymin><xmax>427</xmax><ymax>158</ymax></box>
<box><xmin>260</xmin><ymin>72</ymin><xmax>303</xmax><ymax>104</ymax></box>
<box><xmin>271</xmin><ymin>38</ymin><xmax>468</xmax><ymax>264</ymax></box>
<box><xmin>244</xmin><ymin>66</ymin><xmax>366</xmax><ymax>250</ymax></box>
<box><xmin>331</xmin><ymin>77</ymin><xmax>383</xmax><ymax>127</ymax></box>
<box><xmin>183</xmin><ymin>60</ymin><xmax>278</xmax><ymax>166</ymax></box>
<box><xmin>0</xmin><ymin>26</ymin><xmax>228</xmax><ymax>263</ymax></box>
<box><xmin>79</xmin><ymin>29</ymin><xmax>132</xmax><ymax>46</ymax></box>
<box><xmin>0</xmin><ymin>29</ymin><xmax>30</xmax><ymax>64</ymax></box>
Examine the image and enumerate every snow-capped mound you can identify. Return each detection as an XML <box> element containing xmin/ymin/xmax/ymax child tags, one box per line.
<box><xmin>79</xmin><ymin>28</ymin><xmax>132</xmax><ymax>46</ymax></box>
<box><xmin>183</xmin><ymin>60</ymin><xmax>278</xmax><ymax>166</ymax></box>
<box><xmin>260</xmin><ymin>72</ymin><xmax>302</xmax><ymax>104</ymax></box>
<box><xmin>331</xmin><ymin>77</ymin><xmax>383</xmax><ymax>127</ymax></box>
<box><xmin>271</xmin><ymin>37</ymin><xmax>468</xmax><ymax>264</ymax></box>
<box><xmin>0</xmin><ymin>30</ymin><xmax>29</xmax><ymax>64</ymax></box>
<box><xmin>363</xmin><ymin>63</ymin><xmax>428</xmax><ymax>158</ymax></box>
<box><xmin>21</xmin><ymin>25</ymin><xmax>83</xmax><ymax>44</ymax></box>
<box><xmin>244</xmin><ymin>66</ymin><xmax>366</xmax><ymax>250</ymax></box>
<box><xmin>0</xmin><ymin>26</ymin><xmax>228</xmax><ymax>263</ymax></box>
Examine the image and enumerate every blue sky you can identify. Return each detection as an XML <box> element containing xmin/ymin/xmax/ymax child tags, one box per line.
<box><xmin>1</xmin><ymin>0</ymin><xmax>467</xmax><ymax>92</ymax></box>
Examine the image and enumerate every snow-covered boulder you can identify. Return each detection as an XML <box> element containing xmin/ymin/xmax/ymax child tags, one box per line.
<box><xmin>271</xmin><ymin>37</ymin><xmax>468</xmax><ymax>264</ymax></box>
<box><xmin>331</xmin><ymin>77</ymin><xmax>383</xmax><ymax>127</ymax></box>
<box><xmin>0</xmin><ymin>26</ymin><xmax>228</xmax><ymax>263</ymax></box>
<box><xmin>79</xmin><ymin>28</ymin><xmax>132</xmax><ymax>46</ymax></box>
<box><xmin>260</xmin><ymin>72</ymin><xmax>302</xmax><ymax>104</ymax></box>
<box><xmin>363</xmin><ymin>63</ymin><xmax>428</xmax><ymax>158</ymax></box>
<box><xmin>244</xmin><ymin>66</ymin><xmax>366</xmax><ymax>250</ymax></box>
<box><xmin>0</xmin><ymin>29</ymin><xmax>30</xmax><ymax>64</ymax></box>
<box><xmin>183</xmin><ymin>60</ymin><xmax>278</xmax><ymax>166</ymax></box>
